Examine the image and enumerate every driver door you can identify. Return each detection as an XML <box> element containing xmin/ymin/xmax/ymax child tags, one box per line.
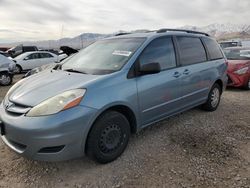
<box><xmin>136</xmin><ymin>37</ymin><xmax>183</xmax><ymax>126</ymax></box>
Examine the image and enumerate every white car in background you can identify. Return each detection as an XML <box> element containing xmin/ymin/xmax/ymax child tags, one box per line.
<box><xmin>14</xmin><ymin>51</ymin><xmax>61</xmax><ymax>73</ymax></box>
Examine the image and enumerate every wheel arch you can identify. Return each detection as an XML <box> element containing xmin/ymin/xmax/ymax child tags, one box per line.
<box><xmin>16</xmin><ymin>64</ymin><xmax>22</xmax><ymax>70</ymax></box>
<box><xmin>84</xmin><ymin>104</ymin><xmax>138</xmax><ymax>153</ymax></box>
<box><xmin>214</xmin><ymin>79</ymin><xmax>223</xmax><ymax>93</ymax></box>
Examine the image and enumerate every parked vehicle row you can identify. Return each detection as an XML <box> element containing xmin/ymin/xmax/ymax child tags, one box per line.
<box><xmin>0</xmin><ymin>29</ymin><xmax>228</xmax><ymax>163</ymax></box>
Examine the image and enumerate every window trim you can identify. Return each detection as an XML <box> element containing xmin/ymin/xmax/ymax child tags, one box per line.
<box><xmin>26</xmin><ymin>53</ymin><xmax>40</xmax><ymax>60</ymax></box>
<box><xmin>201</xmin><ymin>37</ymin><xmax>224</xmax><ymax>61</ymax></box>
<box><xmin>175</xmin><ymin>36</ymin><xmax>208</xmax><ymax>67</ymax></box>
<box><xmin>39</xmin><ymin>52</ymin><xmax>54</xmax><ymax>58</ymax></box>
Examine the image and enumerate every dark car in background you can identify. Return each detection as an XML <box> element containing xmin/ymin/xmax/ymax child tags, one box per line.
<box><xmin>0</xmin><ymin>51</ymin><xmax>11</xmax><ymax>58</ymax></box>
<box><xmin>7</xmin><ymin>45</ymin><xmax>38</xmax><ymax>58</ymax></box>
<box><xmin>219</xmin><ymin>41</ymin><xmax>242</xmax><ymax>49</ymax></box>
<box><xmin>224</xmin><ymin>47</ymin><xmax>250</xmax><ymax>90</ymax></box>
<box><xmin>0</xmin><ymin>47</ymin><xmax>10</xmax><ymax>52</ymax></box>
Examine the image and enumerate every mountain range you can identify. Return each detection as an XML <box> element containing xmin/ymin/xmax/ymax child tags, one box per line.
<box><xmin>1</xmin><ymin>23</ymin><xmax>250</xmax><ymax>50</ymax></box>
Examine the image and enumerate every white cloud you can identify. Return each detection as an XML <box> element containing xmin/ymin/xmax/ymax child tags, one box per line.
<box><xmin>0</xmin><ymin>0</ymin><xmax>249</xmax><ymax>42</ymax></box>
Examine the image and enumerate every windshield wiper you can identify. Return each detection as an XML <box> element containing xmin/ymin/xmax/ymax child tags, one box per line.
<box><xmin>63</xmin><ymin>69</ymin><xmax>87</xmax><ymax>74</ymax></box>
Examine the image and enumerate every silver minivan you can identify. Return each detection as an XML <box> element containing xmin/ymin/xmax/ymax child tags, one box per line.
<box><xmin>0</xmin><ymin>29</ymin><xmax>228</xmax><ymax>163</ymax></box>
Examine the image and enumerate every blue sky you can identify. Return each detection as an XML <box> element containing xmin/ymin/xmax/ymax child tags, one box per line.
<box><xmin>0</xmin><ymin>0</ymin><xmax>249</xmax><ymax>42</ymax></box>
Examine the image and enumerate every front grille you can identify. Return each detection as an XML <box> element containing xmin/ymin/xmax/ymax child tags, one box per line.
<box><xmin>4</xmin><ymin>100</ymin><xmax>31</xmax><ymax>115</ymax></box>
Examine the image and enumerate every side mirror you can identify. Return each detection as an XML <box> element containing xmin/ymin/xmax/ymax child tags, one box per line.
<box><xmin>139</xmin><ymin>62</ymin><xmax>161</xmax><ymax>75</ymax></box>
<box><xmin>24</xmin><ymin>57</ymin><xmax>29</xmax><ymax>60</ymax></box>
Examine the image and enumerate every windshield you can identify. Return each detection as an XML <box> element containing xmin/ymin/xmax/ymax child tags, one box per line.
<box><xmin>62</xmin><ymin>38</ymin><xmax>145</xmax><ymax>75</ymax></box>
<box><xmin>224</xmin><ymin>49</ymin><xmax>250</xmax><ymax>60</ymax></box>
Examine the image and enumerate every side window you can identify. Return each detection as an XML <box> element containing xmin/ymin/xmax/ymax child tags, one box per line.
<box><xmin>139</xmin><ymin>37</ymin><xmax>176</xmax><ymax>70</ymax></box>
<box><xmin>203</xmin><ymin>38</ymin><xmax>224</xmax><ymax>60</ymax></box>
<box><xmin>25</xmin><ymin>53</ymin><xmax>39</xmax><ymax>60</ymax></box>
<box><xmin>40</xmin><ymin>53</ymin><xmax>53</xmax><ymax>58</ymax></box>
<box><xmin>177</xmin><ymin>37</ymin><xmax>207</xmax><ymax>66</ymax></box>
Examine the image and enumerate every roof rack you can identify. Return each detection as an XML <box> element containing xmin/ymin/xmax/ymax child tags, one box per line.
<box><xmin>115</xmin><ymin>33</ymin><xmax>132</xmax><ymax>36</ymax></box>
<box><xmin>156</xmin><ymin>28</ymin><xmax>210</xmax><ymax>36</ymax></box>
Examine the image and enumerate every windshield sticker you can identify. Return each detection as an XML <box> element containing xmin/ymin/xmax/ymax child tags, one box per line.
<box><xmin>112</xmin><ymin>50</ymin><xmax>132</xmax><ymax>57</ymax></box>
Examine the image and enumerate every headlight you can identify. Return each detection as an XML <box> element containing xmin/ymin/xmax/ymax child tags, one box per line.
<box><xmin>26</xmin><ymin>89</ymin><xmax>86</xmax><ymax>117</ymax></box>
<box><xmin>234</xmin><ymin>67</ymin><xmax>248</xmax><ymax>75</ymax></box>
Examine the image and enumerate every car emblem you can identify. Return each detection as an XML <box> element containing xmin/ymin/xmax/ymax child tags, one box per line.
<box><xmin>5</xmin><ymin>101</ymin><xmax>14</xmax><ymax>110</ymax></box>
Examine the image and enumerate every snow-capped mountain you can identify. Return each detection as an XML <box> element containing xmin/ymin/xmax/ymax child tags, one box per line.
<box><xmin>181</xmin><ymin>23</ymin><xmax>250</xmax><ymax>37</ymax></box>
<box><xmin>1</xmin><ymin>23</ymin><xmax>250</xmax><ymax>49</ymax></box>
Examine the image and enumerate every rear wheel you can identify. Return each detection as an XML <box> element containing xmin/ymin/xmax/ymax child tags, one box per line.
<box><xmin>201</xmin><ymin>83</ymin><xmax>222</xmax><ymax>111</ymax></box>
<box><xmin>86</xmin><ymin>111</ymin><xmax>130</xmax><ymax>164</ymax></box>
<box><xmin>0</xmin><ymin>72</ymin><xmax>12</xmax><ymax>86</ymax></box>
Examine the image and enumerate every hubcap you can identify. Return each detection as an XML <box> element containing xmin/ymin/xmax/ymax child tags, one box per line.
<box><xmin>0</xmin><ymin>74</ymin><xmax>10</xmax><ymax>85</ymax></box>
<box><xmin>211</xmin><ymin>88</ymin><xmax>220</xmax><ymax>108</ymax></box>
<box><xmin>99</xmin><ymin>124</ymin><xmax>123</xmax><ymax>153</ymax></box>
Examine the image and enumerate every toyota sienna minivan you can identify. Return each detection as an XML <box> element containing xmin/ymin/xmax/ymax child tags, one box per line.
<box><xmin>0</xmin><ymin>29</ymin><xmax>228</xmax><ymax>163</ymax></box>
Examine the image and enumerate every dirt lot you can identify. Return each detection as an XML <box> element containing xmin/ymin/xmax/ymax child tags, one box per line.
<box><xmin>0</xmin><ymin>75</ymin><xmax>249</xmax><ymax>188</ymax></box>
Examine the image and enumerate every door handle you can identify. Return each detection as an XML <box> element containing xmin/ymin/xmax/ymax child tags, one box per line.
<box><xmin>173</xmin><ymin>72</ymin><xmax>181</xmax><ymax>78</ymax></box>
<box><xmin>183</xmin><ymin>69</ymin><xmax>190</xmax><ymax>75</ymax></box>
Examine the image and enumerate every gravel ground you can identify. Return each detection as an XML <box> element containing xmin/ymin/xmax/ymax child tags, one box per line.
<box><xmin>0</xmin><ymin>75</ymin><xmax>249</xmax><ymax>188</ymax></box>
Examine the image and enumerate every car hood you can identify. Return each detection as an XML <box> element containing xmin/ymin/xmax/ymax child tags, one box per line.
<box><xmin>9</xmin><ymin>70</ymin><xmax>102</xmax><ymax>107</ymax></box>
<box><xmin>227</xmin><ymin>60</ymin><xmax>250</xmax><ymax>72</ymax></box>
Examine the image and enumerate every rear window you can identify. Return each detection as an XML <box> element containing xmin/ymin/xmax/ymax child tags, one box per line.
<box><xmin>177</xmin><ymin>37</ymin><xmax>207</xmax><ymax>66</ymax></box>
<box><xmin>203</xmin><ymin>38</ymin><xmax>224</xmax><ymax>60</ymax></box>
<box><xmin>223</xmin><ymin>48</ymin><xmax>250</xmax><ymax>60</ymax></box>
<box><xmin>40</xmin><ymin>53</ymin><xmax>53</xmax><ymax>58</ymax></box>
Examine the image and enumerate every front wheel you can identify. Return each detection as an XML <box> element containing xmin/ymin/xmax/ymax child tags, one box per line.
<box><xmin>0</xmin><ymin>72</ymin><xmax>12</xmax><ymax>86</ymax></box>
<box><xmin>86</xmin><ymin>111</ymin><xmax>130</xmax><ymax>164</ymax></box>
<box><xmin>14</xmin><ymin>65</ymin><xmax>22</xmax><ymax>74</ymax></box>
<box><xmin>201</xmin><ymin>83</ymin><xmax>222</xmax><ymax>111</ymax></box>
<box><xmin>243</xmin><ymin>79</ymin><xmax>250</xmax><ymax>90</ymax></box>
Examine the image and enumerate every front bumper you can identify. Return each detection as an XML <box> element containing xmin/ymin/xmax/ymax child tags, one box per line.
<box><xmin>0</xmin><ymin>103</ymin><xmax>97</xmax><ymax>161</ymax></box>
<box><xmin>227</xmin><ymin>72</ymin><xmax>249</xmax><ymax>88</ymax></box>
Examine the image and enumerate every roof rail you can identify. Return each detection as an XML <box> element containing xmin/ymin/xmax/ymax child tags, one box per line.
<box><xmin>156</xmin><ymin>28</ymin><xmax>210</xmax><ymax>36</ymax></box>
<box><xmin>115</xmin><ymin>33</ymin><xmax>132</xmax><ymax>36</ymax></box>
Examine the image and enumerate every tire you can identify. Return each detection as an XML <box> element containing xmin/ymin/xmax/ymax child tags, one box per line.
<box><xmin>0</xmin><ymin>72</ymin><xmax>12</xmax><ymax>86</ymax></box>
<box><xmin>243</xmin><ymin>79</ymin><xmax>250</xmax><ymax>90</ymax></box>
<box><xmin>86</xmin><ymin>111</ymin><xmax>130</xmax><ymax>164</ymax></box>
<box><xmin>15</xmin><ymin>65</ymin><xmax>22</xmax><ymax>74</ymax></box>
<box><xmin>201</xmin><ymin>83</ymin><xmax>222</xmax><ymax>111</ymax></box>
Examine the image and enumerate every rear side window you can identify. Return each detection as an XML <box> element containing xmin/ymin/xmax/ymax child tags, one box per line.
<box><xmin>26</xmin><ymin>53</ymin><xmax>39</xmax><ymax>60</ymax></box>
<box><xmin>40</xmin><ymin>53</ymin><xmax>53</xmax><ymax>58</ymax></box>
<box><xmin>139</xmin><ymin>37</ymin><xmax>176</xmax><ymax>70</ymax></box>
<box><xmin>203</xmin><ymin>38</ymin><xmax>224</xmax><ymax>60</ymax></box>
<box><xmin>177</xmin><ymin>37</ymin><xmax>207</xmax><ymax>65</ymax></box>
